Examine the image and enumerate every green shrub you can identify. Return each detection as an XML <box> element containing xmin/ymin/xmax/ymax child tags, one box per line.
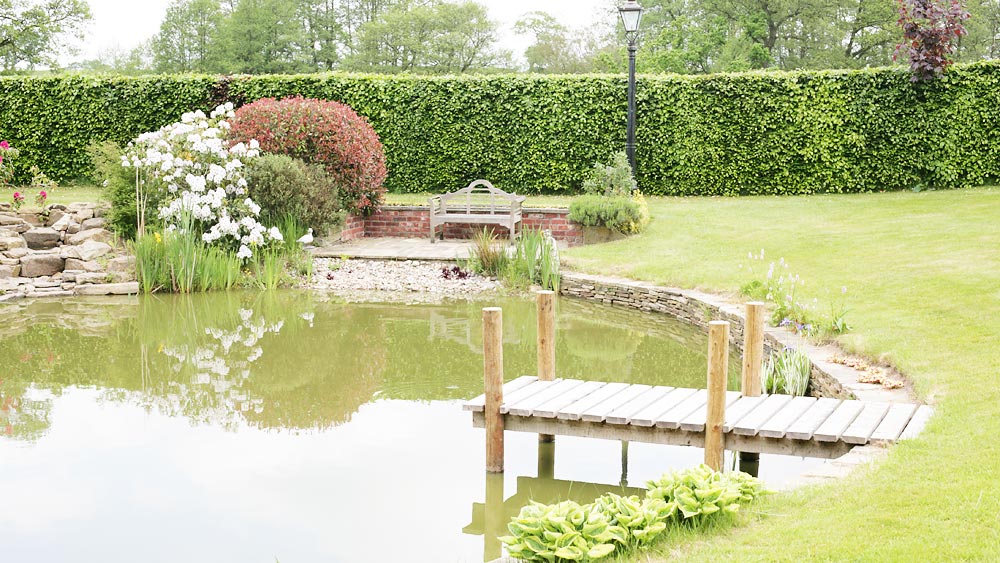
<box><xmin>762</xmin><ymin>347</ymin><xmax>812</xmax><ymax>396</ymax></box>
<box><xmin>582</xmin><ymin>151</ymin><xmax>636</xmax><ymax>197</ymax></box>
<box><xmin>244</xmin><ymin>154</ymin><xmax>342</xmax><ymax>232</ymax></box>
<box><xmin>87</xmin><ymin>141</ymin><xmax>155</xmax><ymax>239</ymax></box>
<box><xmin>507</xmin><ymin>229</ymin><xmax>560</xmax><ymax>291</ymax></box>
<box><xmin>569</xmin><ymin>192</ymin><xmax>649</xmax><ymax>235</ymax></box>
<box><xmin>468</xmin><ymin>228</ymin><xmax>509</xmax><ymax>278</ymax></box>
<box><xmin>228</xmin><ymin>96</ymin><xmax>387</xmax><ymax>215</ymax></box>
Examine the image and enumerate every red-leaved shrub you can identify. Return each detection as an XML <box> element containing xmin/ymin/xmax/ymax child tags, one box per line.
<box><xmin>228</xmin><ymin>97</ymin><xmax>388</xmax><ymax>216</ymax></box>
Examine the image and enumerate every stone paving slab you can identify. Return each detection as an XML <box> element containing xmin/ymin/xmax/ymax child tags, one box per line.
<box><xmin>311</xmin><ymin>237</ymin><xmax>481</xmax><ymax>261</ymax></box>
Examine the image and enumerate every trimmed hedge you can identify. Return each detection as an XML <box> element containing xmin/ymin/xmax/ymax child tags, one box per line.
<box><xmin>2</xmin><ymin>64</ymin><xmax>1000</xmax><ymax>195</ymax></box>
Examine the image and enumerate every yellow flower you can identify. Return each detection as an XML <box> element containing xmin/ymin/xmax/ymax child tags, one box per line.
<box><xmin>154</xmin><ymin>232</ymin><xmax>162</xmax><ymax>244</ymax></box>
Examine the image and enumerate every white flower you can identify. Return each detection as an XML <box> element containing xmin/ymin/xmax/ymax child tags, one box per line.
<box><xmin>237</xmin><ymin>245</ymin><xmax>253</xmax><ymax>260</ymax></box>
<box><xmin>268</xmin><ymin>227</ymin><xmax>283</xmax><ymax>241</ymax></box>
<box><xmin>186</xmin><ymin>174</ymin><xmax>207</xmax><ymax>193</ymax></box>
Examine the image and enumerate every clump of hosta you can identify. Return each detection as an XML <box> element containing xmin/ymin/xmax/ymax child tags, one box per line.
<box><xmin>646</xmin><ymin>464</ymin><xmax>769</xmax><ymax>527</ymax></box>
<box><xmin>122</xmin><ymin>103</ymin><xmax>281</xmax><ymax>260</ymax></box>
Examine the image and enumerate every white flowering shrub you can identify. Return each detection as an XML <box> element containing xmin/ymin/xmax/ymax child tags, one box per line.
<box><xmin>123</xmin><ymin>103</ymin><xmax>282</xmax><ymax>260</ymax></box>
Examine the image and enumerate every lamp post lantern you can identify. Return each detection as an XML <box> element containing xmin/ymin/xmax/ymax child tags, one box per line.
<box><xmin>619</xmin><ymin>0</ymin><xmax>643</xmax><ymax>179</ymax></box>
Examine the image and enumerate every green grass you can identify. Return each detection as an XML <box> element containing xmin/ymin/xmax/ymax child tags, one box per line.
<box><xmin>384</xmin><ymin>191</ymin><xmax>572</xmax><ymax>208</ymax></box>
<box><xmin>563</xmin><ymin>187</ymin><xmax>1000</xmax><ymax>561</ymax></box>
<box><xmin>4</xmin><ymin>183</ymin><xmax>106</xmax><ymax>206</ymax></box>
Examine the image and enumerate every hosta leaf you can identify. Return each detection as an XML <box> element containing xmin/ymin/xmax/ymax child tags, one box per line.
<box><xmin>524</xmin><ymin>536</ymin><xmax>547</xmax><ymax>553</ymax></box>
<box><xmin>553</xmin><ymin>545</ymin><xmax>584</xmax><ymax>561</ymax></box>
<box><xmin>587</xmin><ymin>543</ymin><xmax>616</xmax><ymax>559</ymax></box>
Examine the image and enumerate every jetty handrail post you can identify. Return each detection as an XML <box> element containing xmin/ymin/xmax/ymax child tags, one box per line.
<box><xmin>705</xmin><ymin>320</ymin><xmax>730</xmax><ymax>471</ymax></box>
<box><xmin>536</xmin><ymin>290</ymin><xmax>556</xmax><ymax>443</ymax></box>
<box><xmin>483</xmin><ymin>307</ymin><xmax>505</xmax><ymax>473</ymax></box>
<box><xmin>739</xmin><ymin>302</ymin><xmax>766</xmax><ymax>473</ymax></box>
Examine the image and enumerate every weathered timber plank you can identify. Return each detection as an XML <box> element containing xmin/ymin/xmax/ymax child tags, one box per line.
<box><xmin>758</xmin><ymin>396</ymin><xmax>817</xmax><ymax>439</ymax></box>
<box><xmin>605</xmin><ymin>386</ymin><xmax>674</xmax><ymax>425</ymax></box>
<box><xmin>506</xmin><ymin>379</ymin><xmax>586</xmax><ymax>416</ymax></box>
<box><xmin>722</xmin><ymin>395</ymin><xmax>769</xmax><ymax>433</ymax></box>
<box><xmin>532</xmin><ymin>381</ymin><xmax>606</xmax><ymax>418</ymax></box>
<box><xmin>501</xmin><ymin>380</ymin><xmax>563</xmax><ymax>414</ymax></box>
<box><xmin>557</xmin><ymin>382</ymin><xmax>631</xmax><ymax>421</ymax></box>
<box><xmin>732</xmin><ymin>394</ymin><xmax>794</xmax><ymax>436</ymax></box>
<box><xmin>580</xmin><ymin>384</ymin><xmax>652</xmax><ymax>422</ymax></box>
<box><xmin>628</xmin><ymin>388</ymin><xmax>699</xmax><ymax>427</ymax></box>
<box><xmin>785</xmin><ymin>397</ymin><xmax>842</xmax><ymax>440</ymax></box>
<box><xmin>841</xmin><ymin>402</ymin><xmax>892</xmax><ymax>445</ymax></box>
<box><xmin>899</xmin><ymin>405</ymin><xmax>935</xmax><ymax>440</ymax></box>
<box><xmin>463</xmin><ymin>376</ymin><xmax>536</xmax><ymax>412</ymax></box>
<box><xmin>678</xmin><ymin>391</ymin><xmax>742</xmax><ymax>432</ymax></box>
<box><xmin>655</xmin><ymin>390</ymin><xmax>708</xmax><ymax>429</ymax></box>
<box><xmin>813</xmin><ymin>401</ymin><xmax>865</xmax><ymax>442</ymax></box>
<box><xmin>472</xmin><ymin>412</ymin><xmax>852</xmax><ymax>459</ymax></box>
<box><xmin>870</xmin><ymin>403</ymin><xmax>919</xmax><ymax>444</ymax></box>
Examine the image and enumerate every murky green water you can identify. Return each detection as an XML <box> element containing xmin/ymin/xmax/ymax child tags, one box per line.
<box><xmin>0</xmin><ymin>292</ymin><xmax>826</xmax><ymax>562</ymax></box>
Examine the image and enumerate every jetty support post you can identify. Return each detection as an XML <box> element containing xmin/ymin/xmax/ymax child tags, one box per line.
<box><xmin>739</xmin><ymin>302</ymin><xmax>766</xmax><ymax>474</ymax></box>
<box><xmin>705</xmin><ymin>320</ymin><xmax>730</xmax><ymax>471</ymax></box>
<box><xmin>536</xmin><ymin>290</ymin><xmax>556</xmax><ymax>443</ymax></box>
<box><xmin>483</xmin><ymin>307</ymin><xmax>505</xmax><ymax>473</ymax></box>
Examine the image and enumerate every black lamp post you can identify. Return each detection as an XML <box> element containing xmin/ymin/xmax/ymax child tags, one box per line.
<box><xmin>619</xmin><ymin>0</ymin><xmax>643</xmax><ymax>178</ymax></box>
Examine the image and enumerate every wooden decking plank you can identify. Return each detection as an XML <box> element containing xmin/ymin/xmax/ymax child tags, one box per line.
<box><xmin>605</xmin><ymin>386</ymin><xmax>675</xmax><ymax>425</ymax></box>
<box><xmin>899</xmin><ymin>405</ymin><xmax>935</xmax><ymax>440</ymax></box>
<box><xmin>870</xmin><ymin>403</ymin><xmax>920</xmax><ymax>444</ymax></box>
<box><xmin>678</xmin><ymin>391</ymin><xmax>742</xmax><ymax>432</ymax></box>
<box><xmin>840</xmin><ymin>402</ymin><xmax>891</xmax><ymax>445</ymax></box>
<box><xmin>758</xmin><ymin>396</ymin><xmax>817</xmax><ymax>438</ymax></box>
<box><xmin>580</xmin><ymin>384</ymin><xmax>653</xmax><ymax>422</ymax></box>
<box><xmin>501</xmin><ymin>379</ymin><xmax>565</xmax><ymax>414</ymax></box>
<box><xmin>655</xmin><ymin>389</ymin><xmax>708</xmax><ymax>429</ymax></box>
<box><xmin>463</xmin><ymin>375</ymin><xmax>536</xmax><ymax>412</ymax></box>
<box><xmin>531</xmin><ymin>381</ymin><xmax>607</xmax><ymax>418</ymax></box>
<box><xmin>813</xmin><ymin>400</ymin><xmax>865</xmax><ymax>442</ymax></box>
<box><xmin>506</xmin><ymin>379</ymin><xmax>587</xmax><ymax>416</ymax></box>
<box><xmin>629</xmin><ymin>388</ymin><xmax>699</xmax><ymax>427</ymax></box>
<box><xmin>732</xmin><ymin>394</ymin><xmax>795</xmax><ymax>436</ymax></box>
<box><xmin>557</xmin><ymin>382</ymin><xmax>631</xmax><ymax>421</ymax></box>
<box><xmin>722</xmin><ymin>395</ymin><xmax>769</xmax><ymax>432</ymax></box>
<box><xmin>785</xmin><ymin>397</ymin><xmax>842</xmax><ymax>440</ymax></box>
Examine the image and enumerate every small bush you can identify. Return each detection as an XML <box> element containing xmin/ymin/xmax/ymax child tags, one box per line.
<box><xmin>582</xmin><ymin>151</ymin><xmax>636</xmax><ymax>197</ymax></box>
<box><xmin>228</xmin><ymin>96</ymin><xmax>388</xmax><ymax>216</ymax></box>
<box><xmin>468</xmin><ymin>228</ymin><xmax>510</xmax><ymax>278</ymax></box>
<box><xmin>507</xmin><ymin>229</ymin><xmax>560</xmax><ymax>291</ymax></box>
<box><xmin>244</xmin><ymin>154</ymin><xmax>342</xmax><ymax>232</ymax></box>
<box><xmin>569</xmin><ymin>192</ymin><xmax>649</xmax><ymax>235</ymax></box>
<box><xmin>88</xmin><ymin>141</ymin><xmax>151</xmax><ymax>239</ymax></box>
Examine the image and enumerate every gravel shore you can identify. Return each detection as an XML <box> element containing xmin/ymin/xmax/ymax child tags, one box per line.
<box><xmin>311</xmin><ymin>258</ymin><xmax>501</xmax><ymax>300</ymax></box>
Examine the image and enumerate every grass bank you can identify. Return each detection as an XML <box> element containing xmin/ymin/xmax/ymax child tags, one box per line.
<box><xmin>563</xmin><ymin>188</ymin><xmax>1000</xmax><ymax>561</ymax></box>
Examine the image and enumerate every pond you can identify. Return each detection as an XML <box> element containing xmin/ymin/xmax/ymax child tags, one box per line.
<box><xmin>0</xmin><ymin>292</ymin><xmax>829</xmax><ymax>562</ymax></box>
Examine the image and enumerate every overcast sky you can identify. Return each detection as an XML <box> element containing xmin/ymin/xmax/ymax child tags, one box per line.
<box><xmin>75</xmin><ymin>0</ymin><xmax>614</xmax><ymax>64</ymax></box>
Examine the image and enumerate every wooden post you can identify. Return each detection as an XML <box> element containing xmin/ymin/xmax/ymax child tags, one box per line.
<box><xmin>739</xmin><ymin>302</ymin><xmax>765</xmax><ymax>473</ymax></box>
<box><xmin>536</xmin><ymin>290</ymin><xmax>556</xmax><ymax>443</ymax></box>
<box><xmin>483</xmin><ymin>307</ymin><xmax>505</xmax><ymax>473</ymax></box>
<box><xmin>705</xmin><ymin>320</ymin><xmax>730</xmax><ymax>471</ymax></box>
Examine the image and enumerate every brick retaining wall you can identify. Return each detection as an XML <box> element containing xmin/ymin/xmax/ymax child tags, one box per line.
<box><xmin>341</xmin><ymin>206</ymin><xmax>584</xmax><ymax>245</ymax></box>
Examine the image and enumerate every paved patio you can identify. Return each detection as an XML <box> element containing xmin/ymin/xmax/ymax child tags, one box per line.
<box><xmin>311</xmin><ymin>237</ymin><xmax>478</xmax><ymax>261</ymax></box>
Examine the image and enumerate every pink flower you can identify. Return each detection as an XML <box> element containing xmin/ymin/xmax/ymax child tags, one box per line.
<box><xmin>39</xmin><ymin>191</ymin><xmax>47</xmax><ymax>198</ymax></box>
<box><xmin>13</xmin><ymin>192</ymin><xmax>22</xmax><ymax>200</ymax></box>
<box><xmin>0</xmin><ymin>141</ymin><xmax>8</xmax><ymax>150</ymax></box>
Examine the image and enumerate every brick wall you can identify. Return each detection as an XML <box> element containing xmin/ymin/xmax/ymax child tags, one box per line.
<box><xmin>343</xmin><ymin>206</ymin><xmax>585</xmax><ymax>245</ymax></box>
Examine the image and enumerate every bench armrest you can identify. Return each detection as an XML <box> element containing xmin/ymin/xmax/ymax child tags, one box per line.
<box><xmin>429</xmin><ymin>195</ymin><xmax>443</xmax><ymax>214</ymax></box>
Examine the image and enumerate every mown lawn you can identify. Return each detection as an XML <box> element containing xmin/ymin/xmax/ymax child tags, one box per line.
<box><xmin>384</xmin><ymin>191</ymin><xmax>572</xmax><ymax>208</ymax></box>
<box><xmin>563</xmin><ymin>188</ymin><xmax>1000</xmax><ymax>561</ymax></box>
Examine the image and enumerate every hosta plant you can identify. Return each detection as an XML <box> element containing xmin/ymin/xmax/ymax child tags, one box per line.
<box><xmin>499</xmin><ymin>500</ymin><xmax>622</xmax><ymax>562</ymax></box>
<box><xmin>592</xmin><ymin>494</ymin><xmax>674</xmax><ymax>547</ymax></box>
<box><xmin>646</xmin><ymin>465</ymin><xmax>769</xmax><ymax>527</ymax></box>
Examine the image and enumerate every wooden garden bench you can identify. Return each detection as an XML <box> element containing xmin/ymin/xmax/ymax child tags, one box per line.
<box><xmin>428</xmin><ymin>180</ymin><xmax>526</xmax><ymax>243</ymax></box>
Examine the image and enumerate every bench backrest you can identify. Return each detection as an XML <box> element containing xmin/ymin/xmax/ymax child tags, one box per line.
<box><xmin>434</xmin><ymin>180</ymin><xmax>525</xmax><ymax>215</ymax></box>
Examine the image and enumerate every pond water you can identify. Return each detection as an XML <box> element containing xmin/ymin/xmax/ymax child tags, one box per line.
<box><xmin>0</xmin><ymin>292</ymin><xmax>829</xmax><ymax>563</ymax></box>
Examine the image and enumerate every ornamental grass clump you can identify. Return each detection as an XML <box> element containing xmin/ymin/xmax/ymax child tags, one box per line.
<box><xmin>228</xmin><ymin>96</ymin><xmax>387</xmax><ymax>216</ymax></box>
<box><xmin>762</xmin><ymin>347</ymin><xmax>812</xmax><ymax>396</ymax></box>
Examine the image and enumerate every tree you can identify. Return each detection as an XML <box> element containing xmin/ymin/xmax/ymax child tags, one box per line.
<box><xmin>0</xmin><ymin>0</ymin><xmax>91</xmax><ymax>71</ymax></box>
<box><xmin>514</xmin><ymin>11</ymin><xmax>609</xmax><ymax>73</ymax></box>
<box><xmin>347</xmin><ymin>1</ymin><xmax>508</xmax><ymax>73</ymax></box>
<box><xmin>296</xmin><ymin>0</ymin><xmax>341</xmax><ymax>70</ymax></box>
<box><xmin>214</xmin><ymin>0</ymin><xmax>310</xmax><ymax>74</ymax></box>
<box><xmin>151</xmin><ymin>0</ymin><xmax>223</xmax><ymax>72</ymax></box>
<box><xmin>894</xmin><ymin>0</ymin><xmax>970</xmax><ymax>80</ymax></box>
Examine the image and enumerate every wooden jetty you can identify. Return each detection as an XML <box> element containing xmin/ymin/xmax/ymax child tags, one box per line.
<box><xmin>467</xmin><ymin>297</ymin><xmax>932</xmax><ymax>471</ymax></box>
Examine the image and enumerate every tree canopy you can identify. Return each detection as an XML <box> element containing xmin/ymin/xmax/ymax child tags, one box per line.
<box><xmin>0</xmin><ymin>0</ymin><xmax>91</xmax><ymax>71</ymax></box>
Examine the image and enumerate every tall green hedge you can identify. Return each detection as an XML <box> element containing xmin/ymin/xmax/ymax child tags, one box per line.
<box><xmin>2</xmin><ymin>64</ymin><xmax>999</xmax><ymax>195</ymax></box>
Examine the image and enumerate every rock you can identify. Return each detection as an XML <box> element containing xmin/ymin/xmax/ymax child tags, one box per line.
<box><xmin>80</xmin><ymin>217</ymin><xmax>107</xmax><ymax>231</ymax></box>
<box><xmin>0</xmin><ymin>214</ymin><xmax>26</xmax><ymax>226</ymax></box>
<box><xmin>3</xmin><ymin>247</ymin><xmax>28</xmax><ymax>259</ymax></box>
<box><xmin>77</xmin><ymin>240</ymin><xmax>114</xmax><ymax>261</ymax></box>
<box><xmin>66</xmin><ymin>222</ymin><xmax>81</xmax><ymax>235</ymax></box>
<box><xmin>107</xmin><ymin>255</ymin><xmax>136</xmax><ymax>273</ymax></box>
<box><xmin>0</xmin><ymin>264</ymin><xmax>19</xmax><ymax>278</ymax></box>
<box><xmin>0</xmin><ymin>257</ymin><xmax>18</xmax><ymax>266</ymax></box>
<box><xmin>74</xmin><ymin>272</ymin><xmax>112</xmax><ymax>285</ymax></box>
<box><xmin>32</xmin><ymin>278</ymin><xmax>62</xmax><ymax>289</ymax></box>
<box><xmin>65</xmin><ymin>259</ymin><xmax>103</xmax><ymax>272</ymax></box>
<box><xmin>72</xmin><ymin>208</ymin><xmax>95</xmax><ymax>221</ymax></box>
<box><xmin>0</xmin><ymin>237</ymin><xmax>26</xmax><ymax>251</ymax></box>
<box><xmin>18</xmin><ymin>213</ymin><xmax>43</xmax><ymax>227</ymax></box>
<box><xmin>50</xmin><ymin>214</ymin><xmax>73</xmax><ymax>232</ymax></box>
<box><xmin>75</xmin><ymin>282</ymin><xmax>139</xmax><ymax>296</ymax></box>
<box><xmin>68</xmin><ymin>228</ymin><xmax>112</xmax><ymax>245</ymax></box>
<box><xmin>20</xmin><ymin>255</ymin><xmax>65</xmax><ymax>278</ymax></box>
<box><xmin>49</xmin><ymin>204</ymin><xmax>67</xmax><ymax>211</ymax></box>
<box><xmin>0</xmin><ymin>229</ymin><xmax>13</xmax><ymax>238</ymax></box>
<box><xmin>23</xmin><ymin>227</ymin><xmax>61</xmax><ymax>250</ymax></box>
<box><xmin>44</xmin><ymin>209</ymin><xmax>66</xmax><ymax>227</ymax></box>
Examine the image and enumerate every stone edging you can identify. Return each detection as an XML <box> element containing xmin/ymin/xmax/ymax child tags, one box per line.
<box><xmin>559</xmin><ymin>271</ymin><xmax>915</xmax><ymax>405</ymax></box>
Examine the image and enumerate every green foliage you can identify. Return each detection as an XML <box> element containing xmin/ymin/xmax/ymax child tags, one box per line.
<box><xmin>244</xmin><ymin>154</ymin><xmax>342</xmax><ymax>231</ymax></box>
<box><xmin>507</xmin><ymin>228</ymin><xmax>561</xmax><ymax>291</ymax></box>
<box><xmin>569</xmin><ymin>193</ymin><xmax>650</xmax><ymax>235</ymax></box>
<box><xmin>132</xmin><ymin>229</ymin><xmax>243</xmax><ymax>293</ymax></box>
<box><xmin>503</xmin><ymin>465</ymin><xmax>769</xmax><ymax>561</ymax></box>
<box><xmin>762</xmin><ymin>347</ymin><xmax>812</xmax><ymax>396</ymax></box>
<box><xmin>582</xmin><ymin>151</ymin><xmax>636</xmax><ymax>197</ymax></box>
<box><xmin>86</xmin><ymin>141</ymin><xmax>149</xmax><ymax>239</ymax></box>
<box><xmin>5</xmin><ymin>65</ymin><xmax>1000</xmax><ymax>195</ymax></box>
<box><xmin>467</xmin><ymin>228</ymin><xmax>509</xmax><ymax>278</ymax></box>
<box><xmin>0</xmin><ymin>0</ymin><xmax>91</xmax><ymax>71</ymax></box>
